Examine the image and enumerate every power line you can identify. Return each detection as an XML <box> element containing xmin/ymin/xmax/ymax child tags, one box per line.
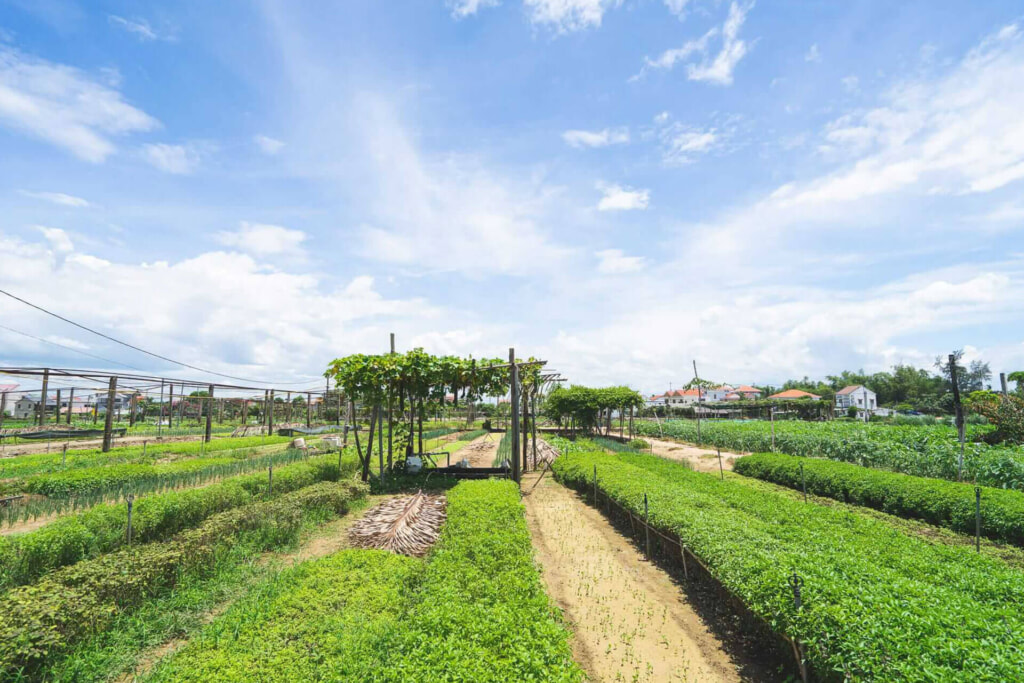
<box><xmin>0</xmin><ymin>324</ymin><xmax>143</xmax><ymax>371</ymax></box>
<box><xmin>0</xmin><ymin>288</ymin><xmax>320</xmax><ymax>386</ymax></box>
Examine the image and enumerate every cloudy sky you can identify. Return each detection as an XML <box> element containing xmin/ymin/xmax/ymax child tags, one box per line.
<box><xmin>1</xmin><ymin>0</ymin><xmax>1022</xmax><ymax>395</ymax></box>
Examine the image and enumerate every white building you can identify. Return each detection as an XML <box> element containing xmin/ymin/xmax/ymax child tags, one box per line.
<box><xmin>835</xmin><ymin>385</ymin><xmax>877</xmax><ymax>411</ymax></box>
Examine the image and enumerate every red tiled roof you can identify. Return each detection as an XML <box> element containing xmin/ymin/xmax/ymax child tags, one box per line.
<box><xmin>836</xmin><ymin>385</ymin><xmax>862</xmax><ymax>395</ymax></box>
<box><xmin>768</xmin><ymin>389</ymin><xmax>821</xmax><ymax>399</ymax></box>
<box><xmin>735</xmin><ymin>385</ymin><xmax>761</xmax><ymax>393</ymax></box>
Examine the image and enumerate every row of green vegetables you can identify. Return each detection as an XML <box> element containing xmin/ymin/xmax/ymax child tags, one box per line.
<box><xmin>0</xmin><ymin>435</ymin><xmax>294</xmax><ymax>480</ymax></box>
<box><xmin>1</xmin><ymin>446</ymin><xmax>322</xmax><ymax>527</ymax></box>
<box><xmin>0</xmin><ymin>479</ymin><xmax>368</xmax><ymax>677</ymax></box>
<box><xmin>635</xmin><ymin>419</ymin><xmax>1024</xmax><ymax>489</ymax></box>
<box><xmin>553</xmin><ymin>448</ymin><xmax>1024</xmax><ymax>681</ymax></box>
<box><xmin>734</xmin><ymin>452</ymin><xmax>1024</xmax><ymax>546</ymax></box>
<box><xmin>146</xmin><ymin>479</ymin><xmax>582</xmax><ymax>682</ymax></box>
<box><xmin>0</xmin><ymin>451</ymin><xmax>360</xmax><ymax>590</ymax></box>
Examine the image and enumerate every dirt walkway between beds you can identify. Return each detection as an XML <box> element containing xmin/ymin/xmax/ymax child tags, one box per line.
<box><xmin>641</xmin><ymin>436</ymin><xmax>746</xmax><ymax>474</ymax></box>
<box><xmin>452</xmin><ymin>432</ymin><xmax>501</xmax><ymax>467</ymax></box>
<box><xmin>522</xmin><ymin>472</ymin><xmax>746</xmax><ymax>683</ymax></box>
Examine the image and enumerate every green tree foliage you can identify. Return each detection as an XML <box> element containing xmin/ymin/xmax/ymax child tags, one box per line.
<box><xmin>543</xmin><ymin>385</ymin><xmax>643</xmax><ymax>433</ymax></box>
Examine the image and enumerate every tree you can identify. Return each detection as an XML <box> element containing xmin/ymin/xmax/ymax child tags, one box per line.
<box><xmin>1008</xmin><ymin>371</ymin><xmax>1024</xmax><ymax>397</ymax></box>
<box><xmin>935</xmin><ymin>349</ymin><xmax>992</xmax><ymax>393</ymax></box>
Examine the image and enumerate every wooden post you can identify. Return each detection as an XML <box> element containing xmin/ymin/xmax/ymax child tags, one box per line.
<box><xmin>205</xmin><ymin>385</ymin><xmax>214</xmax><ymax>443</ymax></box>
<box><xmin>949</xmin><ymin>354</ymin><xmax>965</xmax><ymax>481</ymax></box>
<box><xmin>0</xmin><ymin>392</ymin><xmax>6</xmax><ymax>431</ymax></box>
<box><xmin>268</xmin><ymin>389</ymin><xmax>275</xmax><ymax>435</ymax></box>
<box><xmin>268</xmin><ymin>465</ymin><xmax>273</xmax><ymax>495</ymax></box>
<box><xmin>531</xmin><ymin>390</ymin><xmax>538</xmax><ymax>469</ymax></box>
<box><xmin>692</xmin><ymin>360</ymin><xmax>702</xmax><ymax>444</ymax></box>
<box><xmin>126</xmin><ymin>493</ymin><xmax>135</xmax><ymax>545</ymax></box>
<box><xmin>128</xmin><ymin>392</ymin><xmax>136</xmax><ymax>427</ymax></box>
<box><xmin>306</xmin><ymin>392</ymin><xmax>312</xmax><ymax>428</ymax></box>
<box><xmin>163</xmin><ymin>382</ymin><xmax>170</xmax><ymax>437</ymax></box>
<box><xmin>55</xmin><ymin>388</ymin><xmax>61</xmax><ymax>424</ymax></box>
<box><xmin>522</xmin><ymin>386</ymin><xmax>529</xmax><ymax>473</ymax></box>
<box><xmin>67</xmin><ymin>387</ymin><xmax>74</xmax><ymax>425</ymax></box>
<box><xmin>510</xmin><ymin>348</ymin><xmax>520</xmax><ymax>484</ymax></box>
<box><xmin>38</xmin><ymin>368</ymin><xmax>49</xmax><ymax>426</ymax></box>
<box><xmin>378</xmin><ymin>404</ymin><xmax>385</xmax><ymax>484</ymax></box>
<box><xmin>286</xmin><ymin>391</ymin><xmax>292</xmax><ymax>424</ymax></box>
<box><xmin>644</xmin><ymin>493</ymin><xmax>651</xmax><ymax>559</ymax></box>
<box><xmin>1000</xmin><ymin>372</ymin><xmax>1009</xmax><ymax>397</ymax></box>
<box><xmin>102</xmin><ymin>376</ymin><xmax>117</xmax><ymax>452</ymax></box>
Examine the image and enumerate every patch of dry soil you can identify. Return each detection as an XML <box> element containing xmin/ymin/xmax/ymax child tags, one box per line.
<box><xmin>641</xmin><ymin>436</ymin><xmax>745</xmax><ymax>473</ymax></box>
<box><xmin>454</xmin><ymin>432</ymin><xmax>501</xmax><ymax>467</ymax></box>
<box><xmin>522</xmin><ymin>472</ymin><xmax>744</xmax><ymax>683</ymax></box>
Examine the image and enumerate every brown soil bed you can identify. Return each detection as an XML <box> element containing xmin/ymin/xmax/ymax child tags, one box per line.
<box><xmin>522</xmin><ymin>471</ymin><xmax>781</xmax><ymax>683</ymax></box>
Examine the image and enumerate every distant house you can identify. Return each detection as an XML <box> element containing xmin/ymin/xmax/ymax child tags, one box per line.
<box><xmin>835</xmin><ymin>385</ymin><xmax>877</xmax><ymax>411</ymax></box>
<box><xmin>723</xmin><ymin>385</ymin><xmax>762</xmax><ymax>401</ymax></box>
<box><xmin>646</xmin><ymin>394</ymin><xmax>667</xmax><ymax>408</ymax></box>
<box><xmin>11</xmin><ymin>394</ymin><xmax>94</xmax><ymax>419</ymax></box>
<box><xmin>13</xmin><ymin>394</ymin><xmax>43</xmax><ymax>419</ymax></box>
<box><xmin>768</xmin><ymin>389</ymin><xmax>822</xmax><ymax>401</ymax></box>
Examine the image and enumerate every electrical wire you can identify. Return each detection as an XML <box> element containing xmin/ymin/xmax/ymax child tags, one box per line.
<box><xmin>0</xmin><ymin>288</ymin><xmax>320</xmax><ymax>385</ymax></box>
<box><xmin>0</xmin><ymin>324</ymin><xmax>143</xmax><ymax>371</ymax></box>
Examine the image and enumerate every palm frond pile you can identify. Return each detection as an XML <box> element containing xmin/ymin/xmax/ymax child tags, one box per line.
<box><xmin>349</xmin><ymin>491</ymin><xmax>447</xmax><ymax>557</ymax></box>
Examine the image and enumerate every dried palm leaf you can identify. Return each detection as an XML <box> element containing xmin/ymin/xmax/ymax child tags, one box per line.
<box><xmin>349</xmin><ymin>491</ymin><xmax>447</xmax><ymax>557</ymax></box>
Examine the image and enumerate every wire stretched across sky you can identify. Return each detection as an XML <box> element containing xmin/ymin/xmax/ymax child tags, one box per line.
<box><xmin>0</xmin><ymin>288</ymin><xmax>321</xmax><ymax>386</ymax></box>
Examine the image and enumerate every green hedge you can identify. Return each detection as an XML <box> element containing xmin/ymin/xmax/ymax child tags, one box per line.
<box><xmin>734</xmin><ymin>452</ymin><xmax>1024</xmax><ymax>546</ymax></box>
<box><xmin>0</xmin><ymin>479</ymin><xmax>367</xmax><ymax>676</ymax></box>
<box><xmin>0</xmin><ymin>452</ymin><xmax>358</xmax><ymax>590</ymax></box>
<box><xmin>554</xmin><ymin>449</ymin><xmax>1024</xmax><ymax>681</ymax></box>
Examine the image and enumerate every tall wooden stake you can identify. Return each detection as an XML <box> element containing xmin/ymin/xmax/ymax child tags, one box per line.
<box><xmin>66</xmin><ymin>387</ymin><xmax>74</xmax><ymax>425</ymax></box>
<box><xmin>267</xmin><ymin>389</ymin><xmax>275</xmax><ymax>435</ymax></box>
<box><xmin>38</xmin><ymin>368</ymin><xmax>49</xmax><ymax>426</ymax></box>
<box><xmin>205</xmin><ymin>384</ymin><xmax>214</xmax><ymax>442</ymax></box>
<box><xmin>306</xmin><ymin>392</ymin><xmax>312</xmax><ymax>427</ymax></box>
<box><xmin>55</xmin><ymin>388</ymin><xmax>62</xmax><ymax>424</ymax></box>
<box><xmin>949</xmin><ymin>354</ymin><xmax>965</xmax><ymax>481</ymax></box>
<box><xmin>102</xmin><ymin>376</ymin><xmax>117</xmax><ymax>452</ymax></box>
<box><xmin>0</xmin><ymin>392</ymin><xmax>6</xmax><ymax>431</ymax></box>
<box><xmin>510</xmin><ymin>347</ymin><xmax>520</xmax><ymax>483</ymax></box>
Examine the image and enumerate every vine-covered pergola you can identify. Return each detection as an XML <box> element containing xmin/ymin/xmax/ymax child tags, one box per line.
<box><xmin>326</xmin><ymin>346</ymin><xmax>548</xmax><ymax>482</ymax></box>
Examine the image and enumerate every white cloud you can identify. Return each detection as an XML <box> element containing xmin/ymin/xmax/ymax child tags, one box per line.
<box><xmin>0</xmin><ymin>45</ymin><xmax>158</xmax><ymax>162</ymax></box>
<box><xmin>448</xmin><ymin>0</ymin><xmax>500</xmax><ymax>18</ymax></box>
<box><xmin>18</xmin><ymin>190</ymin><xmax>92</xmax><ymax>208</ymax></box>
<box><xmin>779</xmin><ymin>22</ymin><xmax>1024</xmax><ymax>208</ymax></box>
<box><xmin>663</xmin><ymin>0</ymin><xmax>692</xmax><ymax>18</ymax></box>
<box><xmin>141</xmin><ymin>143</ymin><xmax>201</xmax><ymax>174</ymax></box>
<box><xmin>34</xmin><ymin>225</ymin><xmax>74</xmax><ymax>253</ymax></box>
<box><xmin>661</xmin><ymin>125</ymin><xmax>718</xmax><ymax>164</ymax></box>
<box><xmin>254</xmin><ymin>134</ymin><xmax>285</xmax><ymax>155</ymax></box>
<box><xmin>841</xmin><ymin>75</ymin><xmax>860</xmax><ymax>92</ymax></box>
<box><xmin>637</xmin><ymin>2</ymin><xmax>754</xmax><ymax>85</ymax></box>
<box><xmin>215</xmin><ymin>222</ymin><xmax>308</xmax><ymax>258</ymax></box>
<box><xmin>805</xmin><ymin>44</ymin><xmax>821</xmax><ymax>63</ymax></box>
<box><xmin>562</xmin><ymin>127</ymin><xmax>629</xmax><ymax>148</ymax></box>
<box><xmin>523</xmin><ymin>0</ymin><xmax>621</xmax><ymax>34</ymax></box>
<box><xmin>596</xmin><ymin>248</ymin><xmax>644</xmax><ymax>274</ymax></box>
<box><xmin>107</xmin><ymin>15</ymin><xmax>174</xmax><ymax>42</ymax></box>
<box><xmin>596</xmin><ymin>182</ymin><xmax>649</xmax><ymax>211</ymax></box>
<box><xmin>0</xmin><ymin>232</ymin><xmax>454</xmax><ymax>380</ymax></box>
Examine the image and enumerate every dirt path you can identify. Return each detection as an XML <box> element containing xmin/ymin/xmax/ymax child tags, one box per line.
<box><xmin>450</xmin><ymin>432</ymin><xmax>500</xmax><ymax>468</ymax></box>
<box><xmin>522</xmin><ymin>472</ymin><xmax>744</xmax><ymax>683</ymax></box>
<box><xmin>0</xmin><ymin>434</ymin><xmax>204</xmax><ymax>458</ymax></box>
<box><xmin>641</xmin><ymin>436</ymin><xmax>745</xmax><ymax>473</ymax></box>
<box><xmin>114</xmin><ymin>494</ymin><xmax>393</xmax><ymax>682</ymax></box>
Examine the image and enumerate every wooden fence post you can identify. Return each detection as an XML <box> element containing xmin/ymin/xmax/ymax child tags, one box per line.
<box><xmin>38</xmin><ymin>368</ymin><xmax>49</xmax><ymax>426</ymax></box>
<box><xmin>510</xmin><ymin>348</ymin><xmax>520</xmax><ymax>484</ymax></box>
<box><xmin>102</xmin><ymin>376</ymin><xmax>117</xmax><ymax>452</ymax></box>
<box><xmin>55</xmin><ymin>388</ymin><xmax>61</xmax><ymax>424</ymax></box>
<box><xmin>126</xmin><ymin>493</ymin><xmax>135</xmax><ymax>545</ymax></box>
<box><xmin>205</xmin><ymin>385</ymin><xmax>214</xmax><ymax>443</ymax></box>
<box><xmin>67</xmin><ymin>387</ymin><xmax>74</xmax><ymax>425</ymax></box>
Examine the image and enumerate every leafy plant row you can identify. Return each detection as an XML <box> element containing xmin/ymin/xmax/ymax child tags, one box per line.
<box><xmin>553</xmin><ymin>448</ymin><xmax>1024</xmax><ymax>681</ymax></box>
<box><xmin>734</xmin><ymin>452</ymin><xmax>1024</xmax><ymax>546</ymax></box>
<box><xmin>0</xmin><ymin>435</ymin><xmax>294</xmax><ymax>480</ymax></box>
<box><xmin>147</xmin><ymin>479</ymin><xmax>582</xmax><ymax>682</ymax></box>
<box><xmin>456</xmin><ymin>428</ymin><xmax>488</xmax><ymax>441</ymax></box>
<box><xmin>635</xmin><ymin>419</ymin><xmax>1024</xmax><ymax>489</ymax></box>
<box><xmin>0</xmin><ymin>451</ymin><xmax>360</xmax><ymax>590</ymax></box>
<box><xmin>0</xmin><ymin>479</ymin><xmax>368</xmax><ymax>677</ymax></box>
<box><xmin>1</xmin><ymin>447</ymin><xmax>322</xmax><ymax>526</ymax></box>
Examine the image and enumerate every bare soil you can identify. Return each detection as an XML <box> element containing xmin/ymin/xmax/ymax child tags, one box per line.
<box><xmin>642</xmin><ymin>436</ymin><xmax>745</xmax><ymax>473</ymax></box>
<box><xmin>452</xmin><ymin>432</ymin><xmax>500</xmax><ymax>467</ymax></box>
<box><xmin>0</xmin><ymin>434</ymin><xmax>201</xmax><ymax>458</ymax></box>
<box><xmin>522</xmin><ymin>471</ymin><xmax>749</xmax><ymax>683</ymax></box>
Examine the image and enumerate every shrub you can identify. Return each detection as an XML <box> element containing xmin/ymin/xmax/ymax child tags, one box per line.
<box><xmin>734</xmin><ymin>452</ymin><xmax>1024</xmax><ymax>545</ymax></box>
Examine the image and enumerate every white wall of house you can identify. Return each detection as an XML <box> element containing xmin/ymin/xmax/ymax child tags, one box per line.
<box><xmin>837</xmin><ymin>386</ymin><xmax>877</xmax><ymax>410</ymax></box>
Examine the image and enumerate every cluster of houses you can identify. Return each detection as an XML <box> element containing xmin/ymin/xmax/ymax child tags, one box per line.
<box><xmin>1</xmin><ymin>385</ymin><xmax>133</xmax><ymax>421</ymax></box>
<box><xmin>646</xmin><ymin>383</ymin><xmax>879</xmax><ymax>414</ymax></box>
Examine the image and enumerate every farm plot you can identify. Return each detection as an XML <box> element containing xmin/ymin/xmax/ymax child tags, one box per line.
<box><xmin>0</xmin><ymin>451</ymin><xmax>360</xmax><ymax>589</ymax></box>
<box><xmin>553</xmin><ymin>447</ymin><xmax>1024</xmax><ymax>681</ymax></box>
<box><xmin>0</xmin><ymin>479</ymin><xmax>369</xmax><ymax>677</ymax></box>
<box><xmin>636</xmin><ymin>419</ymin><xmax>1024</xmax><ymax>488</ymax></box>
<box><xmin>145</xmin><ymin>479</ymin><xmax>582</xmax><ymax>682</ymax></box>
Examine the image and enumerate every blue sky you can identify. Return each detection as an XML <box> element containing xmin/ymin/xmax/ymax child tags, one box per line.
<box><xmin>0</xmin><ymin>0</ymin><xmax>1022</xmax><ymax>395</ymax></box>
